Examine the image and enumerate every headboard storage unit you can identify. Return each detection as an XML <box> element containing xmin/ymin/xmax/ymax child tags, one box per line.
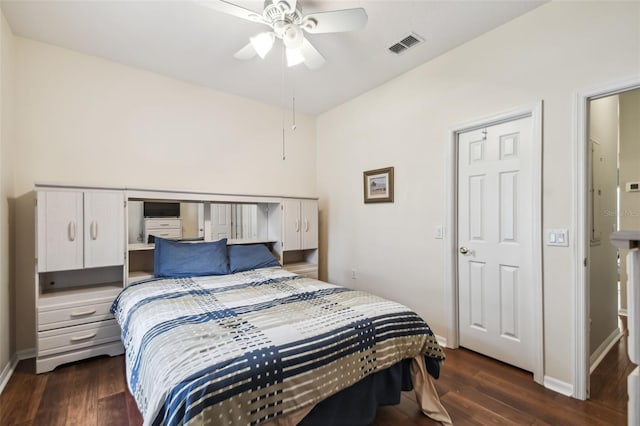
<box><xmin>34</xmin><ymin>183</ymin><xmax>319</xmax><ymax>372</ymax></box>
<box><xmin>124</xmin><ymin>188</ymin><xmax>319</xmax><ymax>284</ymax></box>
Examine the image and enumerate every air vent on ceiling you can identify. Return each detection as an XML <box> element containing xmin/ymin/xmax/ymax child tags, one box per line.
<box><xmin>388</xmin><ymin>32</ymin><xmax>424</xmax><ymax>55</ymax></box>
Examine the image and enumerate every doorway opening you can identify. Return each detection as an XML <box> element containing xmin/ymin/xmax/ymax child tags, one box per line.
<box><xmin>574</xmin><ymin>77</ymin><xmax>640</xmax><ymax>400</ymax></box>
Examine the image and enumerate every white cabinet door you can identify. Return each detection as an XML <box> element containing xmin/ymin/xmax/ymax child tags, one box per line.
<box><xmin>38</xmin><ymin>191</ymin><xmax>84</xmax><ymax>272</ymax></box>
<box><xmin>84</xmin><ymin>191</ymin><xmax>124</xmax><ymax>268</ymax></box>
<box><xmin>282</xmin><ymin>199</ymin><xmax>302</xmax><ymax>250</ymax></box>
<box><xmin>301</xmin><ymin>200</ymin><xmax>318</xmax><ymax>250</ymax></box>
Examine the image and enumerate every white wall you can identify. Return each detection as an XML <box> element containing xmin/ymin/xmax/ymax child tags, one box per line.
<box><xmin>12</xmin><ymin>38</ymin><xmax>317</xmax><ymax>351</ymax></box>
<box><xmin>588</xmin><ymin>95</ymin><xmax>619</xmax><ymax>355</ymax></box>
<box><xmin>619</xmin><ymin>89</ymin><xmax>640</xmax><ymax>312</ymax></box>
<box><xmin>0</xmin><ymin>9</ymin><xmax>16</xmax><ymax>381</ymax></box>
<box><xmin>316</xmin><ymin>0</ymin><xmax>640</xmax><ymax>388</ymax></box>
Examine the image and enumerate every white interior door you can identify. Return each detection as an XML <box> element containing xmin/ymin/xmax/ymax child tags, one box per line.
<box><xmin>457</xmin><ymin>116</ymin><xmax>535</xmax><ymax>372</ymax></box>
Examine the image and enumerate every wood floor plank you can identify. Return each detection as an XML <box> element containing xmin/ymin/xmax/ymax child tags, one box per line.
<box><xmin>66</xmin><ymin>361</ymin><xmax>99</xmax><ymax>426</ymax></box>
<box><xmin>97</xmin><ymin>355</ymin><xmax>126</xmax><ymax>400</ymax></box>
<box><xmin>97</xmin><ymin>393</ymin><xmax>128</xmax><ymax>426</ymax></box>
<box><xmin>124</xmin><ymin>388</ymin><xmax>143</xmax><ymax>426</ymax></box>
<box><xmin>34</xmin><ymin>364</ymin><xmax>76</xmax><ymax>426</ymax></box>
<box><xmin>0</xmin><ymin>360</ymin><xmax>47</xmax><ymax>425</ymax></box>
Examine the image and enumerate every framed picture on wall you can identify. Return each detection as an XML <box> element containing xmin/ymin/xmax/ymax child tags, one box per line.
<box><xmin>363</xmin><ymin>167</ymin><xmax>394</xmax><ymax>203</ymax></box>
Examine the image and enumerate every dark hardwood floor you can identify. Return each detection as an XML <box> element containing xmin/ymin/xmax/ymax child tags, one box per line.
<box><xmin>1</xmin><ymin>337</ymin><xmax>634</xmax><ymax>425</ymax></box>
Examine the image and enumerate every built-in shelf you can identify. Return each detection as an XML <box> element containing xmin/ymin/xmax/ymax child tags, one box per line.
<box><xmin>128</xmin><ymin>271</ymin><xmax>154</xmax><ymax>284</ymax></box>
<box><xmin>226</xmin><ymin>239</ymin><xmax>278</xmax><ymax>245</ymax></box>
<box><xmin>39</xmin><ymin>282</ymin><xmax>122</xmax><ymax>305</ymax></box>
<box><xmin>282</xmin><ymin>261</ymin><xmax>318</xmax><ymax>279</ymax></box>
<box><xmin>128</xmin><ymin>243</ymin><xmax>155</xmax><ymax>251</ymax></box>
<box><xmin>128</xmin><ymin>239</ymin><xmax>278</xmax><ymax>252</ymax></box>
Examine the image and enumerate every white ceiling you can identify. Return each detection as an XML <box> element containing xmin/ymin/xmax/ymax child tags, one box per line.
<box><xmin>0</xmin><ymin>0</ymin><xmax>545</xmax><ymax>115</ymax></box>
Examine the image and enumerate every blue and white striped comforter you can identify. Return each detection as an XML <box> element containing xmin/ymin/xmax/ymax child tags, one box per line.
<box><xmin>111</xmin><ymin>268</ymin><xmax>444</xmax><ymax>426</ymax></box>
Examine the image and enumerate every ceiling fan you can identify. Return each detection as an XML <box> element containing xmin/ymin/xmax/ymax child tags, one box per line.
<box><xmin>203</xmin><ymin>0</ymin><xmax>368</xmax><ymax>69</ymax></box>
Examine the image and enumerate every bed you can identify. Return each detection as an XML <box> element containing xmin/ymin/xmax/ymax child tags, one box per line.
<box><xmin>111</xmin><ymin>239</ymin><xmax>451</xmax><ymax>425</ymax></box>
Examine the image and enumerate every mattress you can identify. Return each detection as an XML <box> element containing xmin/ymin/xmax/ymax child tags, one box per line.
<box><xmin>111</xmin><ymin>268</ymin><xmax>447</xmax><ymax>425</ymax></box>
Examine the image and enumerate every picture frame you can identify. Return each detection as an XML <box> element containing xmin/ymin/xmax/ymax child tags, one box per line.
<box><xmin>363</xmin><ymin>167</ymin><xmax>394</xmax><ymax>203</ymax></box>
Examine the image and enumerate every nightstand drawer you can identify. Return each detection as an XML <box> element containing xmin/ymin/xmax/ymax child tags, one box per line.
<box><xmin>38</xmin><ymin>300</ymin><xmax>114</xmax><ymax>331</ymax></box>
<box><xmin>38</xmin><ymin>320</ymin><xmax>121</xmax><ymax>357</ymax></box>
<box><xmin>147</xmin><ymin>228</ymin><xmax>182</xmax><ymax>239</ymax></box>
<box><xmin>145</xmin><ymin>218</ymin><xmax>181</xmax><ymax>229</ymax></box>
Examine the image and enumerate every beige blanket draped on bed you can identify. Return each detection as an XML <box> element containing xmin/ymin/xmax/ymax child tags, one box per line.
<box><xmin>265</xmin><ymin>355</ymin><xmax>451</xmax><ymax>426</ymax></box>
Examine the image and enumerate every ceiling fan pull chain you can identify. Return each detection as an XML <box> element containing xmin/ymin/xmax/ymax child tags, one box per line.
<box><xmin>292</xmin><ymin>95</ymin><xmax>297</xmax><ymax>131</ymax></box>
<box><xmin>282</xmin><ymin>47</ymin><xmax>286</xmax><ymax>161</ymax></box>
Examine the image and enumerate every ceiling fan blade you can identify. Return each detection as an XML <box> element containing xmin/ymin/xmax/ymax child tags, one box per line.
<box><xmin>198</xmin><ymin>0</ymin><xmax>267</xmax><ymax>25</ymax></box>
<box><xmin>300</xmin><ymin>38</ymin><xmax>325</xmax><ymax>70</ymax></box>
<box><xmin>302</xmin><ymin>8</ymin><xmax>368</xmax><ymax>34</ymax></box>
<box><xmin>233</xmin><ymin>42</ymin><xmax>257</xmax><ymax>60</ymax></box>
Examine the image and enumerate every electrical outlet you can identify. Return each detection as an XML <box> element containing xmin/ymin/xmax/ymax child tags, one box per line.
<box><xmin>351</xmin><ymin>269</ymin><xmax>357</xmax><ymax>279</ymax></box>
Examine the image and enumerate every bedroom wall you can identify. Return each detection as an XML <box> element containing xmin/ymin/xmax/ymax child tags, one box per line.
<box><xmin>12</xmin><ymin>38</ymin><xmax>317</xmax><ymax>352</ymax></box>
<box><xmin>619</xmin><ymin>89</ymin><xmax>640</xmax><ymax>315</ymax></box>
<box><xmin>588</xmin><ymin>95</ymin><xmax>619</xmax><ymax>357</ymax></box>
<box><xmin>316</xmin><ymin>0</ymin><xmax>640</xmax><ymax>389</ymax></box>
<box><xmin>0</xmin><ymin>9</ymin><xmax>16</xmax><ymax>383</ymax></box>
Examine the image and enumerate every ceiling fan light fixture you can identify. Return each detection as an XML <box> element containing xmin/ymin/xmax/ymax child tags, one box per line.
<box><xmin>286</xmin><ymin>48</ymin><xmax>305</xmax><ymax>67</ymax></box>
<box><xmin>282</xmin><ymin>24</ymin><xmax>304</xmax><ymax>49</ymax></box>
<box><xmin>250</xmin><ymin>32</ymin><xmax>275</xmax><ymax>58</ymax></box>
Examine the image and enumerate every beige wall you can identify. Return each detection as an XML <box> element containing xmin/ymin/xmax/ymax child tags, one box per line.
<box><xmin>588</xmin><ymin>95</ymin><xmax>619</xmax><ymax>356</ymax></box>
<box><xmin>0</xmin><ymin>10</ymin><xmax>16</xmax><ymax>376</ymax></box>
<box><xmin>316</xmin><ymin>0</ymin><xmax>639</xmax><ymax>387</ymax></box>
<box><xmin>619</xmin><ymin>89</ymin><xmax>640</xmax><ymax>312</ymax></box>
<box><xmin>12</xmin><ymin>38</ymin><xmax>317</xmax><ymax>352</ymax></box>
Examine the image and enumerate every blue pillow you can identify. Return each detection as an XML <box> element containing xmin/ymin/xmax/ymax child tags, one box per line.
<box><xmin>228</xmin><ymin>244</ymin><xmax>281</xmax><ymax>273</ymax></box>
<box><xmin>154</xmin><ymin>237</ymin><xmax>229</xmax><ymax>278</ymax></box>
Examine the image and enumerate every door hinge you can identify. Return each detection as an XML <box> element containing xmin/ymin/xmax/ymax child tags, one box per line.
<box><xmin>584</xmin><ymin>258</ymin><xmax>587</xmax><ymax>267</ymax></box>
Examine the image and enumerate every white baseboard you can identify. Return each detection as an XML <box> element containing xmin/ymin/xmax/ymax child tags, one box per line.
<box><xmin>0</xmin><ymin>347</ymin><xmax>36</xmax><ymax>396</ymax></box>
<box><xmin>17</xmin><ymin>348</ymin><xmax>35</xmax><ymax>360</ymax></box>
<box><xmin>435</xmin><ymin>334</ymin><xmax>447</xmax><ymax>348</ymax></box>
<box><xmin>0</xmin><ymin>353</ymin><xmax>18</xmax><ymax>395</ymax></box>
<box><xmin>543</xmin><ymin>376</ymin><xmax>574</xmax><ymax>397</ymax></box>
<box><xmin>590</xmin><ymin>328</ymin><xmax>623</xmax><ymax>374</ymax></box>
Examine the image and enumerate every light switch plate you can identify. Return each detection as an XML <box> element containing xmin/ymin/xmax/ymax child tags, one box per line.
<box><xmin>547</xmin><ymin>229</ymin><xmax>569</xmax><ymax>247</ymax></box>
<box><xmin>434</xmin><ymin>225</ymin><xmax>444</xmax><ymax>239</ymax></box>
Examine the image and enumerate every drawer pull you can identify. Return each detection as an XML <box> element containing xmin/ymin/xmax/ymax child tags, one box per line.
<box><xmin>70</xmin><ymin>333</ymin><xmax>97</xmax><ymax>342</ymax></box>
<box><xmin>70</xmin><ymin>309</ymin><xmax>97</xmax><ymax>317</ymax></box>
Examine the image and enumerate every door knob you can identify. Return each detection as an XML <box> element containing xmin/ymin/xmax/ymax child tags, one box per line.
<box><xmin>459</xmin><ymin>246</ymin><xmax>471</xmax><ymax>254</ymax></box>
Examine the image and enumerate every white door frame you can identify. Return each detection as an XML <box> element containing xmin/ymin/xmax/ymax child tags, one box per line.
<box><xmin>444</xmin><ymin>101</ymin><xmax>544</xmax><ymax>384</ymax></box>
<box><xmin>573</xmin><ymin>76</ymin><xmax>640</xmax><ymax>400</ymax></box>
